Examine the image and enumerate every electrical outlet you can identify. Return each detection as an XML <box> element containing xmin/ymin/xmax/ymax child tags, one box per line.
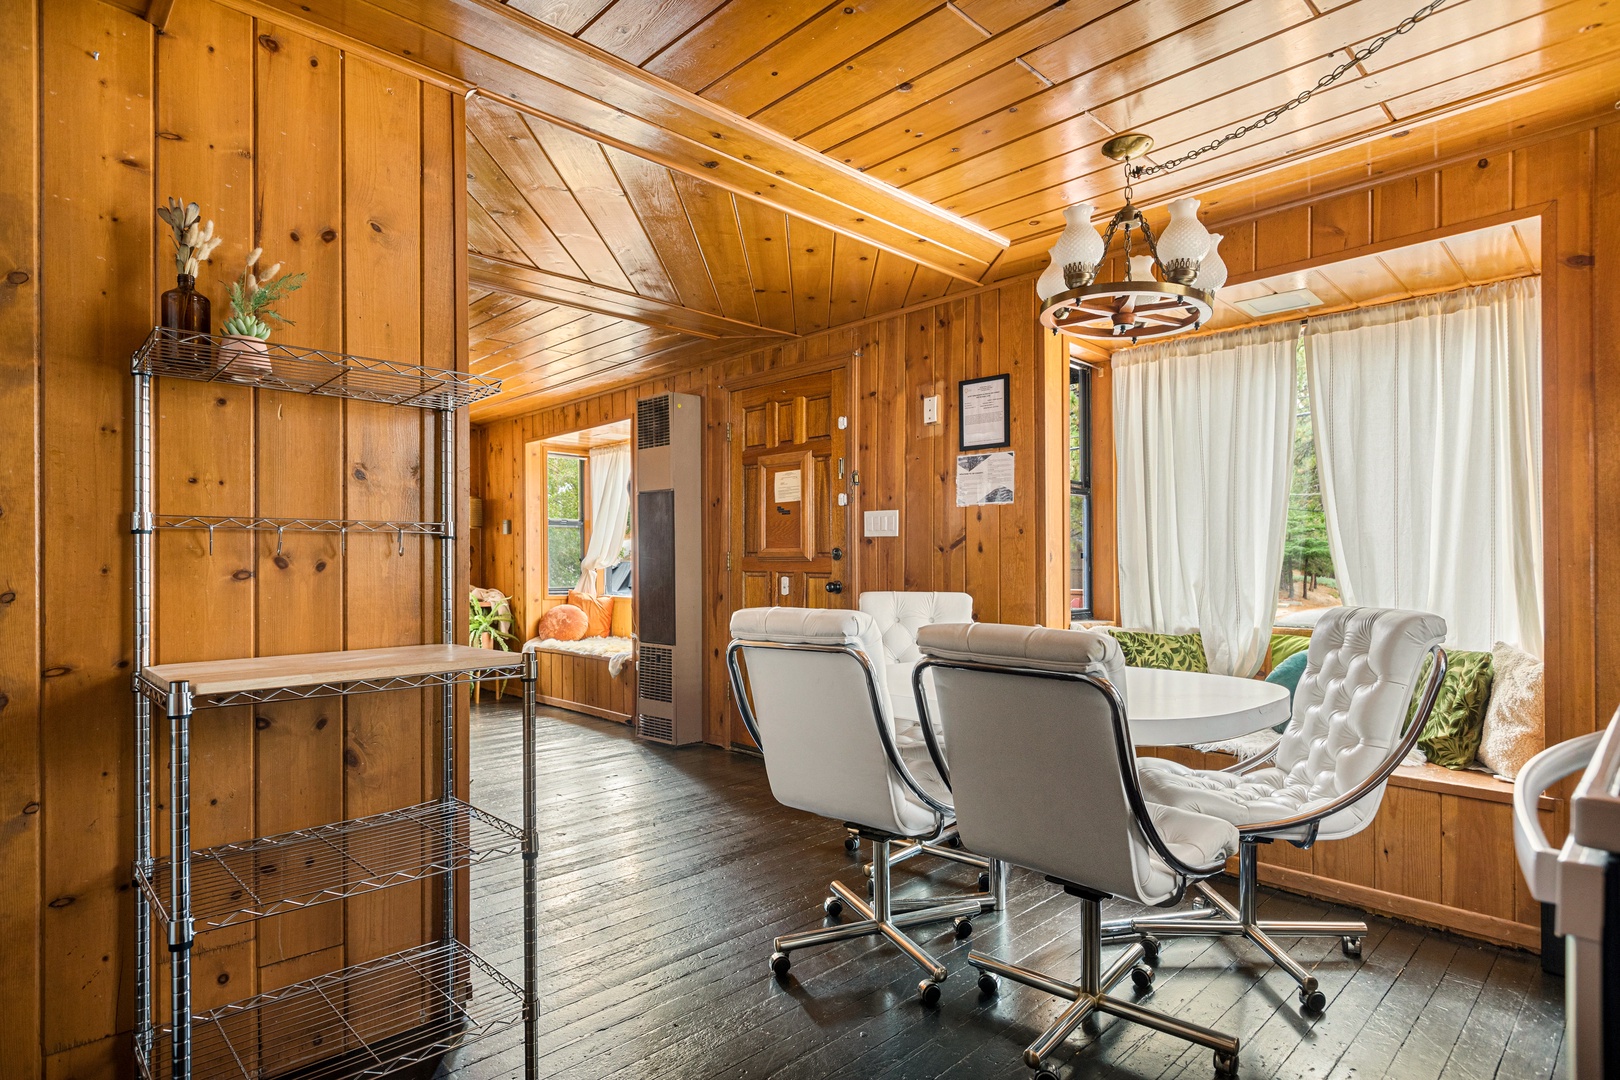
<box><xmin>923</xmin><ymin>395</ymin><xmax>940</xmax><ymax>424</ymax></box>
<box><xmin>864</xmin><ymin>510</ymin><xmax>899</xmax><ymax>537</ymax></box>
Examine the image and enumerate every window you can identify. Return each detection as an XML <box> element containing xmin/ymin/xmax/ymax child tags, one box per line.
<box><xmin>546</xmin><ymin>453</ymin><xmax>584</xmax><ymax>593</ymax></box>
<box><xmin>1276</xmin><ymin>339</ymin><xmax>1339</xmax><ymax>622</ymax></box>
<box><xmin>1069</xmin><ymin>364</ymin><xmax>1093</xmax><ymax>623</ymax></box>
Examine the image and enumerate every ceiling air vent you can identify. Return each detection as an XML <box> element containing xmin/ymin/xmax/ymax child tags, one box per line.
<box><xmin>637</xmin><ymin>396</ymin><xmax>670</xmax><ymax>450</ymax></box>
<box><xmin>1233</xmin><ymin>288</ymin><xmax>1324</xmax><ymax>317</ymax></box>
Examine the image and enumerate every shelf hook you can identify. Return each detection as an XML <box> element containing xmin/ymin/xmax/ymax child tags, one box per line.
<box><xmin>206</xmin><ymin>523</ymin><xmax>216</xmax><ymax>556</ymax></box>
<box><xmin>275</xmin><ymin>526</ymin><xmax>285</xmax><ymax>559</ymax></box>
<box><xmin>397</xmin><ymin>527</ymin><xmax>406</xmax><ymax>557</ymax></box>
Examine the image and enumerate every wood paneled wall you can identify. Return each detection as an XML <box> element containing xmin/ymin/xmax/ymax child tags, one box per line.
<box><xmin>0</xmin><ymin>0</ymin><xmax>467</xmax><ymax>1073</ymax></box>
<box><xmin>472</xmin><ymin>279</ymin><xmax>1068</xmax><ymax>745</ymax></box>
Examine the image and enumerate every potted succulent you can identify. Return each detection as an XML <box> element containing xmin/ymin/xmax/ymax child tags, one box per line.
<box><xmin>156</xmin><ymin>197</ymin><xmax>222</xmax><ymax>335</ymax></box>
<box><xmin>219</xmin><ymin>248</ymin><xmax>305</xmax><ymax>377</ymax></box>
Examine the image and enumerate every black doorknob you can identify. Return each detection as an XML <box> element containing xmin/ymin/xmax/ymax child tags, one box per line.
<box><xmin>831</xmin><ymin>546</ymin><xmax>844</xmax><ymax>561</ymax></box>
<box><xmin>824</xmin><ymin>580</ymin><xmax>843</xmax><ymax>594</ymax></box>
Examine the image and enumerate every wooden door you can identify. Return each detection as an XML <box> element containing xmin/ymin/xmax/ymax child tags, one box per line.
<box><xmin>727</xmin><ymin>368</ymin><xmax>853</xmax><ymax>744</ymax></box>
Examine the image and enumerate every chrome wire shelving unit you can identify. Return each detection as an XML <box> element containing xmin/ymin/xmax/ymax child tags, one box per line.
<box><xmin>132</xmin><ymin>330</ymin><xmax>538</xmax><ymax>1080</ymax></box>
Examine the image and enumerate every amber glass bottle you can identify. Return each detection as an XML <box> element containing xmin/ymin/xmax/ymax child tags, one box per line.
<box><xmin>159</xmin><ymin>274</ymin><xmax>211</xmax><ymax>334</ymax></box>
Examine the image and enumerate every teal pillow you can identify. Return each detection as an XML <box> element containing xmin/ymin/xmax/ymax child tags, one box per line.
<box><xmin>1108</xmin><ymin>630</ymin><xmax>1209</xmax><ymax>672</ymax></box>
<box><xmin>1265</xmin><ymin>651</ymin><xmax>1309</xmax><ymax>732</ymax></box>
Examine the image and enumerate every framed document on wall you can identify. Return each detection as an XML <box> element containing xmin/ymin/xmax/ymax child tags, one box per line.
<box><xmin>958</xmin><ymin>373</ymin><xmax>1010</xmax><ymax>451</ymax></box>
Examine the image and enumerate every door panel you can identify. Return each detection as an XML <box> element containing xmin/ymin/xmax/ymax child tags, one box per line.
<box><xmin>727</xmin><ymin>366</ymin><xmax>852</xmax><ymax>746</ymax></box>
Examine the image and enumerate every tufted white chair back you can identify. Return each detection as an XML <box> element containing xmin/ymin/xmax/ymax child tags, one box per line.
<box><xmin>859</xmin><ymin>591</ymin><xmax>974</xmax><ymax>725</ymax></box>
<box><xmin>1278</xmin><ymin>606</ymin><xmax>1447</xmax><ymax>836</ymax></box>
<box><xmin>916</xmin><ymin>622</ymin><xmax>1231</xmax><ymax>905</ymax></box>
<box><xmin>729</xmin><ymin>607</ymin><xmax>941</xmax><ymax>839</ymax></box>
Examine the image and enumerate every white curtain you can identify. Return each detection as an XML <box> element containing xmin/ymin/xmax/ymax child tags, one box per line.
<box><xmin>575</xmin><ymin>443</ymin><xmax>633</xmax><ymax>595</ymax></box>
<box><xmin>1114</xmin><ymin>323</ymin><xmax>1299</xmax><ymax>676</ymax></box>
<box><xmin>1307</xmin><ymin>277</ymin><xmax>1542</xmax><ymax>654</ymax></box>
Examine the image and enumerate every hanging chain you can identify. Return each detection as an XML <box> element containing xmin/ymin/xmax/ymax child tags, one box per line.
<box><xmin>1130</xmin><ymin>0</ymin><xmax>1449</xmax><ymax>179</ymax></box>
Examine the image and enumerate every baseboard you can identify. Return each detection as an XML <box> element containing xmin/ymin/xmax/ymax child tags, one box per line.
<box><xmin>1253</xmin><ymin>863</ymin><xmax>1540</xmax><ymax>952</ymax></box>
<box><xmin>537</xmin><ymin>693</ymin><xmax>631</xmax><ymax>724</ymax></box>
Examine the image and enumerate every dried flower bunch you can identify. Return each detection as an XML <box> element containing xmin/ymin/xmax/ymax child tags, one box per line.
<box><xmin>156</xmin><ymin>197</ymin><xmax>222</xmax><ymax>277</ymax></box>
<box><xmin>223</xmin><ymin>248</ymin><xmax>306</xmax><ymax>341</ymax></box>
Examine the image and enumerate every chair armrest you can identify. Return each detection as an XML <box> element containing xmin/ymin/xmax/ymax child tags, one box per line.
<box><xmin>1236</xmin><ymin>646</ymin><xmax>1447</xmax><ymax>838</ymax></box>
<box><xmin>1221</xmin><ymin>737</ymin><xmax>1281</xmax><ymax>774</ymax></box>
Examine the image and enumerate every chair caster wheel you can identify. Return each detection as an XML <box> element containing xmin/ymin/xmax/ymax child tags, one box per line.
<box><xmin>947</xmin><ymin>834</ymin><xmax>964</xmax><ymax>848</ymax></box>
<box><xmin>1299</xmin><ymin>987</ymin><xmax>1326</xmax><ymax>1014</ymax></box>
<box><xmin>1341</xmin><ymin>935</ymin><xmax>1362</xmax><ymax>958</ymax></box>
<box><xmin>1214</xmin><ymin>1049</ymin><xmax>1239</xmax><ymax>1077</ymax></box>
<box><xmin>844</xmin><ymin>835</ymin><xmax>860</xmax><ymax>852</ymax></box>
<box><xmin>918</xmin><ymin>979</ymin><xmax>942</xmax><ymax>1006</ymax></box>
<box><xmin>770</xmin><ymin>951</ymin><xmax>791</xmax><ymax>976</ymax></box>
<box><xmin>977</xmin><ymin>971</ymin><xmax>1000</xmax><ymax>996</ymax></box>
<box><xmin>823</xmin><ymin>896</ymin><xmax>844</xmax><ymax>918</ymax></box>
<box><xmin>1131</xmin><ymin>963</ymin><xmax>1154</xmax><ymax>992</ymax></box>
<box><xmin>977</xmin><ymin>871</ymin><xmax>992</xmax><ymax>891</ymax></box>
<box><xmin>1034</xmin><ymin>1065</ymin><xmax>1060</xmax><ymax>1080</ymax></box>
<box><xmin>954</xmin><ymin>916</ymin><xmax>973</xmax><ymax>939</ymax></box>
<box><xmin>1141</xmin><ymin>935</ymin><xmax>1162</xmax><ymax>965</ymax></box>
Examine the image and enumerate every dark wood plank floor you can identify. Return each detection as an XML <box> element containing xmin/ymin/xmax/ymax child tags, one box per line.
<box><xmin>444</xmin><ymin>702</ymin><xmax>1565</xmax><ymax>1080</ymax></box>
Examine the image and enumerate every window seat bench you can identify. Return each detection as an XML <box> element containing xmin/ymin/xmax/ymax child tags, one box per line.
<box><xmin>1140</xmin><ymin>746</ymin><xmax>1564</xmax><ymax>952</ymax></box>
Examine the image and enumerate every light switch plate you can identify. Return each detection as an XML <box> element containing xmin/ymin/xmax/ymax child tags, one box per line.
<box><xmin>864</xmin><ymin>509</ymin><xmax>899</xmax><ymax>537</ymax></box>
<box><xmin>923</xmin><ymin>395</ymin><xmax>940</xmax><ymax>424</ymax></box>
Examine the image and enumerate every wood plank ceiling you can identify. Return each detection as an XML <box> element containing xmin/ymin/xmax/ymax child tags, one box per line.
<box><xmin>461</xmin><ymin>0</ymin><xmax>1614</xmax><ymax>413</ymax></box>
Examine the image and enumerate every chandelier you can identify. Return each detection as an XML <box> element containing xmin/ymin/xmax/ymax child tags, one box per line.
<box><xmin>1037</xmin><ymin>0</ymin><xmax>1449</xmax><ymax>344</ymax></box>
<box><xmin>1036</xmin><ymin>133</ymin><xmax>1222</xmax><ymax>344</ymax></box>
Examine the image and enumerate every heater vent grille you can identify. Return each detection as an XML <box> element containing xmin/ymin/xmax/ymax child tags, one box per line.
<box><xmin>637</xmin><ymin>397</ymin><xmax>670</xmax><ymax>449</ymax></box>
<box><xmin>637</xmin><ymin>714</ymin><xmax>675</xmax><ymax>743</ymax></box>
<box><xmin>639</xmin><ymin>645</ymin><xmax>673</xmax><ymax>703</ymax></box>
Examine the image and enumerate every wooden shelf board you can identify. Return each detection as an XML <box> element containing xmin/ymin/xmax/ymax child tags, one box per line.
<box><xmin>143</xmin><ymin>644</ymin><xmax>520</xmax><ymax>698</ymax></box>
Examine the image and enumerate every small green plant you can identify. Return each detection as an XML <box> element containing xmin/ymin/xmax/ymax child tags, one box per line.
<box><xmin>224</xmin><ymin>248</ymin><xmax>305</xmax><ymax>340</ymax></box>
<box><xmin>468</xmin><ymin>591</ymin><xmax>516</xmax><ymax>651</ymax></box>
<box><xmin>156</xmin><ymin>196</ymin><xmax>221</xmax><ymax>276</ymax></box>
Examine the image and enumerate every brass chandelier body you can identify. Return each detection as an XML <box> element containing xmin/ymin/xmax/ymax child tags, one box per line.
<box><xmin>1038</xmin><ymin>135</ymin><xmax>1214</xmax><ymax>344</ymax></box>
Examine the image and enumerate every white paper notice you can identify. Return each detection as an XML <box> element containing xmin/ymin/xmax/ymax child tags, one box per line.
<box><xmin>773</xmin><ymin>469</ymin><xmax>802</xmax><ymax>503</ymax></box>
<box><xmin>961</xmin><ymin>378</ymin><xmax>1007</xmax><ymax>448</ymax></box>
<box><xmin>955</xmin><ymin>452</ymin><xmax>1014</xmax><ymax>507</ymax></box>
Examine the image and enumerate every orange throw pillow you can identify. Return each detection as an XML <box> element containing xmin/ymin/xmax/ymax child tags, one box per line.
<box><xmin>534</xmin><ymin>604</ymin><xmax>588</xmax><ymax>642</ymax></box>
<box><xmin>567</xmin><ymin>590</ymin><xmax>615</xmax><ymax>638</ymax></box>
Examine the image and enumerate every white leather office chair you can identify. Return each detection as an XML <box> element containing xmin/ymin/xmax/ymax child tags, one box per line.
<box><xmin>1118</xmin><ymin>606</ymin><xmax>1448</xmax><ymax>1013</ymax></box>
<box><xmin>726</xmin><ymin>607</ymin><xmax>990</xmax><ymax>1004</ymax></box>
<box><xmin>855</xmin><ymin>591</ymin><xmax>997</xmax><ymax>891</ymax></box>
<box><xmin>914</xmin><ymin>622</ymin><xmax>1243</xmax><ymax>1079</ymax></box>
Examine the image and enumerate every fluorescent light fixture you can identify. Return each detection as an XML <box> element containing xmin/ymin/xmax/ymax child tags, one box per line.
<box><xmin>1234</xmin><ymin>288</ymin><xmax>1324</xmax><ymax>317</ymax></box>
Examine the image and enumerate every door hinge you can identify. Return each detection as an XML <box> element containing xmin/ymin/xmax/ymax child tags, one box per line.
<box><xmin>726</xmin><ymin>422</ymin><xmax>733</xmax><ymax>443</ymax></box>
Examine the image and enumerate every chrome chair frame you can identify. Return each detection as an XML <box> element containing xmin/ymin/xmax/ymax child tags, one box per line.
<box><xmin>1099</xmin><ymin>645</ymin><xmax>1449</xmax><ymax>1012</ymax></box>
<box><xmin>726</xmin><ymin>637</ymin><xmax>999</xmax><ymax>1003</ymax></box>
<box><xmin>913</xmin><ymin>657</ymin><xmax>1241</xmax><ymax>1078</ymax></box>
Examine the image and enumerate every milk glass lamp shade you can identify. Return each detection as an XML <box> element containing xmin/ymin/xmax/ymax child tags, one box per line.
<box><xmin>1196</xmin><ymin>232</ymin><xmax>1228</xmax><ymax>293</ymax></box>
<box><xmin>1049</xmin><ymin>202</ymin><xmax>1103</xmax><ymax>287</ymax></box>
<box><xmin>1037</xmin><ymin>255</ymin><xmax>1066</xmax><ymax>302</ymax></box>
<box><xmin>1129</xmin><ymin>254</ymin><xmax>1157</xmax><ymax>281</ymax></box>
<box><xmin>1156</xmin><ymin>197</ymin><xmax>1211</xmax><ymax>284</ymax></box>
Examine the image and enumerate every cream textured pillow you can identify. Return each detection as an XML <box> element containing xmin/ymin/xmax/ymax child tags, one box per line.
<box><xmin>1475</xmin><ymin>641</ymin><xmax>1544</xmax><ymax>779</ymax></box>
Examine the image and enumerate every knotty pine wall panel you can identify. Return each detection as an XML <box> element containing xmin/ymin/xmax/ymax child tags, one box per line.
<box><xmin>471</xmin><ymin>279</ymin><xmax>1069</xmax><ymax>748</ymax></box>
<box><xmin>0</xmin><ymin>0</ymin><xmax>469</xmax><ymax>1071</ymax></box>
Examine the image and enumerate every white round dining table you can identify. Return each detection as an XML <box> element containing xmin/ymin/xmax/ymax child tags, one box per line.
<box><xmin>1122</xmin><ymin>667</ymin><xmax>1290</xmax><ymax>746</ymax></box>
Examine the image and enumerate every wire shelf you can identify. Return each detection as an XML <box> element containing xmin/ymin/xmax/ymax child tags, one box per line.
<box><xmin>136</xmin><ymin>941</ymin><xmax>524</xmax><ymax>1080</ymax></box>
<box><xmin>149</xmin><ymin>515</ymin><xmax>450</xmax><ymax>539</ymax></box>
<box><xmin>137</xmin><ymin>661</ymin><xmax>528</xmax><ymax>710</ymax></box>
<box><xmin>138</xmin><ymin>799</ymin><xmax>522</xmax><ymax>933</ymax></box>
<box><xmin>132</xmin><ymin>327</ymin><xmax>501</xmax><ymax>410</ymax></box>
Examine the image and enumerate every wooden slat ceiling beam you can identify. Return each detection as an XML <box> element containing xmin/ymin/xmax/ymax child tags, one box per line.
<box><xmin>469</xmin><ymin>253</ymin><xmax>788</xmax><ymax>340</ymax></box>
<box><xmin>216</xmin><ymin>0</ymin><xmax>1008</xmax><ymax>282</ymax></box>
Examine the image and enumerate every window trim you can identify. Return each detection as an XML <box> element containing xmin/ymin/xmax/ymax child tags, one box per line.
<box><xmin>1069</xmin><ymin>363</ymin><xmax>1094</xmax><ymax>623</ymax></box>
